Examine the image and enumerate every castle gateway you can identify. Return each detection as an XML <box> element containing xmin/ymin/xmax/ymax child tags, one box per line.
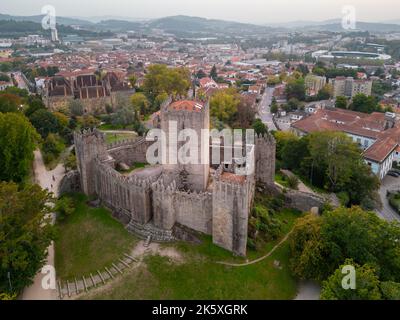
<box><xmin>74</xmin><ymin>98</ymin><xmax>276</xmax><ymax>256</ymax></box>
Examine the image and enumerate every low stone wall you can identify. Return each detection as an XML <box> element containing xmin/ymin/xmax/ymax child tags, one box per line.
<box><xmin>284</xmin><ymin>189</ymin><xmax>326</xmax><ymax>212</ymax></box>
<box><xmin>58</xmin><ymin>170</ymin><xmax>81</xmax><ymax>196</ymax></box>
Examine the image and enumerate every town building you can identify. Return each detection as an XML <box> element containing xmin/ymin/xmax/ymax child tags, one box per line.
<box><xmin>304</xmin><ymin>74</ymin><xmax>327</xmax><ymax>96</ymax></box>
<box><xmin>291</xmin><ymin>107</ymin><xmax>398</xmax><ymax>180</ymax></box>
<box><xmin>332</xmin><ymin>77</ymin><xmax>372</xmax><ymax>98</ymax></box>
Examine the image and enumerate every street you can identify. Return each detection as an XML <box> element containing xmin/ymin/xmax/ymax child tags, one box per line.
<box><xmin>376</xmin><ymin>175</ymin><xmax>400</xmax><ymax>223</ymax></box>
<box><xmin>258</xmin><ymin>87</ymin><xmax>277</xmax><ymax>131</ymax></box>
<box><xmin>20</xmin><ymin>150</ymin><xmax>65</xmax><ymax>300</ymax></box>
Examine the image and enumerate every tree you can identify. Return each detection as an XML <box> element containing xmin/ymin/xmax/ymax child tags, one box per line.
<box><xmin>79</xmin><ymin>115</ymin><xmax>100</xmax><ymax>129</ymax></box>
<box><xmin>143</xmin><ymin>64</ymin><xmax>191</xmax><ymax>100</ymax></box>
<box><xmin>320</xmin><ymin>260</ymin><xmax>382</xmax><ymax>300</ymax></box>
<box><xmin>24</xmin><ymin>96</ymin><xmax>46</xmax><ymax>117</ymax></box>
<box><xmin>111</xmin><ymin>107</ymin><xmax>136</xmax><ymax>129</ymax></box>
<box><xmin>0</xmin><ymin>73</ymin><xmax>10</xmax><ymax>82</ymax></box>
<box><xmin>41</xmin><ymin>133</ymin><xmax>65</xmax><ymax>164</ymax></box>
<box><xmin>289</xmin><ymin>207</ymin><xmax>400</xmax><ymax>282</ymax></box>
<box><xmin>63</xmin><ymin>152</ymin><xmax>77</xmax><ymax>172</ymax></box>
<box><xmin>317</xmin><ymin>84</ymin><xmax>333</xmax><ymax>100</ymax></box>
<box><xmin>349</xmin><ymin>94</ymin><xmax>379</xmax><ymax>114</ymax></box>
<box><xmin>270</xmin><ymin>97</ymin><xmax>278</xmax><ymax>114</ymax></box>
<box><xmin>0</xmin><ymin>182</ymin><xmax>55</xmax><ymax>295</ymax></box>
<box><xmin>210</xmin><ymin>89</ymin><xmax>240</xmax><ymax>126</ymax></box>
<box><xmin>380</xmin><ymin>281</ymin><xmax>400</xmax><ymax>300</ymax></box>
<box><xmin>0</xmin><ymin>93</ymin><xmax>21</xmax><ymax>113</ymax></box>
<box><xmin>289</xmin><ymin>213</ymin><xmax>328</xmax><ymax>280</ymax></box>
<box><xmin>235</xmin><ymin>95</ymin><xmax>256</xmax><ymax>128</ymax></box>
<box><xmin>0</xmin><ymin>113</ymin><xmax>39</xmax><ymax>182</ymax></box>
<box><xmin>131</xmin><ymin>92</ymin><xmax>150</xmax><ymax>116</ymax></box>
<box><xmin>252</xmin><ymin>119</ymin><xmax>268</xmax><ymax>136</ymax></box>
<box><xmin>210</xmin><ymin>65</ymin><xmax>218</xmax><ymax>80</ymax></box>
<box><xmin>128</xmin><ymin>75</ymin><xmax>137</xmax><ymax>88</ymax></box>
<box><xmin>335</xmin><ymin>96</ymin><xmax>348</xmax><ymax>109</ymax></box>
<box><xmin>54</xmin><ymin>196</ymin><xmax>76</xmax><ymax>221</ymax></box>
<box><xmin>296</xmin><ymin>64</ymin><xmax>309</xmax><ymax>76</ymax></box>
<box><xmin>196</xmin><ymin>69</ymin><xmax>207</xmax><ymax>79</ymax></box>
<box><xmin>285</xmin><ymin>77</ymin><xmax>306</xmax><ymax>101</ymax></box>
<box><xmin>29</xmin><ymin>109</ymin><xmax>60</xmax><ymax>138</ymax></box>
<box><xmin>69</xmin><ymin>100</ymin><xmax>84</xmax><ymax>117</ymax></box>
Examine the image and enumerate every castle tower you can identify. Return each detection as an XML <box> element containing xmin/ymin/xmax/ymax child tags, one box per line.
<box><xmin>212</xmin><ymin>166</ymin><xmax>254</xmax><ymax>256</ymax></box>
<box><xmin>255</xmin><ymin>133</ymin><xmax>276</xmax><ymax>186</ymax></box>
<box><xmin>74</xmin><ymin>129</ymin><xmax>107</xmax><ymax>196</ymax></box>
<box><xmin>160</xmin><ymin>98</ymin><xmax>210</xmax><ymax>192</ymax></box>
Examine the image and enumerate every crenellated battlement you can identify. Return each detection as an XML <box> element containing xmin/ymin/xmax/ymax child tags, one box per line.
<box><xmin>106</xmin><ymin>136</ymin><xmax>147</xmax><ymax>150</ymax></box>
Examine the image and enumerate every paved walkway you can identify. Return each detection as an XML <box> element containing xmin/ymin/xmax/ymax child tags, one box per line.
<box><xmin>216</xmin><ymin>227</ymin><xmax>295</xmax><ymax>267</ymax></box>
<box><xmin>376</xmin><ymin>175</ymin><xmax>400</xmax><ymax>223</ymax></box>
<box><xmin>21</xmin><ymin>150</ymin><xmax>65</xmax><ymax>300</ymax></box>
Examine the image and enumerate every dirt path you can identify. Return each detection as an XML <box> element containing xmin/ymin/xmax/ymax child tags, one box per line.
<box><xmin>21</xmin><ymin>150</ymin><xmax>66</xmax><ymax>300</ymax></box>
<box><xmin>216</xmin><ymin>227</ymin><xmax>295</xmax><ymax>267</ymax></box>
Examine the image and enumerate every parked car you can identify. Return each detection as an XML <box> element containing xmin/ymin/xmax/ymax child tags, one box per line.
<box><xmin>387</xmin><ymin>171</ymin><xmax>400</xmax><ymax>177</ymax></box>
<box><xmin>390</xmin><ymin>168</ymin><xmax>400</xmax><ymax>175</ymax></box>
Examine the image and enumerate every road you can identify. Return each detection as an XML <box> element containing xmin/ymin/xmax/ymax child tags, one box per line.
<box><xmin>20</xmin><ymin>150</ymin><xmax>65</xmax><ymax>300</ymax></box>
<box><xmin>258</xmin><ymin>87</ymin><xmax>277</xmax><ymax>131</ymax></box>
<box><xmin>294</xmin><ymin>281</ymin><xmax>321</xmax><ymax>300</ymax></box>
<box><xmin>376</xmin><ymin>175</ymin><xmax>400</xmax><ymax>223</ymax></box>
<box><xmin>12</xmin><ymin>72</ymin><xmax>29</xmax><ymax>90</ymax></box>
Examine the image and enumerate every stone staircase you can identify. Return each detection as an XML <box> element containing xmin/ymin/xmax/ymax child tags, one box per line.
<box><xmin>126</xmin><ymin>220</ymin><xmax>175</xmax><ymax>242</ymax></box>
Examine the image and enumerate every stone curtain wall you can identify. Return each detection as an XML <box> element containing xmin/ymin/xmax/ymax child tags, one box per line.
<box><xmin>94</xmin><ymin>159</ymin><xmax>159</xmax><ymax>225</ymax></box>
<box><xmin>107</xmin><ymin>138</ymin><xmax>151</xmax><ymax>166</ymax></box>
<box><xmin>175</xmin><ymin>190</ymin><xmax>213</xmax><ymax>235</ymax></box>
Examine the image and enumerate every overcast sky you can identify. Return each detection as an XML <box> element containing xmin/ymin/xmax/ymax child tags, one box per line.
<box><xmin>1</xmin><ymin>0</ymin><xmax>399</xmax><ymax>24</ymax></box>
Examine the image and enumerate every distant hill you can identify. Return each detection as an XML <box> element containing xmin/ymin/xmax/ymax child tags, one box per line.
<box><xmin>0</xmin><ymin>13</ymin><xmax>93</xmax><ymax>26</ymax></box>
<box><xmin>0</xmin><ymin>19</ymin><xmax>112</xmax><ymax>38</ymax></box>
<box><xmin>147</xmin><ymin>15</ymin><xmax>274</xmax><ymax>36</ymax></box>
<box><xmin>301</xmin><ymin>21</ymin><xmax>400</xmax><ymax>33</ymax></box>
<box><xmin>265</xmin><ymin>18</ymin><xmax>400</xmax><ymax>33</ymax></box>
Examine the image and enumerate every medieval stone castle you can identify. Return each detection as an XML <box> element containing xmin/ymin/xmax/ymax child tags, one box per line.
<box><xmin>74</xmin><ymin>98</ymin><xmax>276</xmax><ymax>256</ymax></box>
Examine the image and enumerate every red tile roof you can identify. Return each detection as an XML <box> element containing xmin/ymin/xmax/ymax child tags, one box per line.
<box><xmin>168</xmin><ymin>100</ymin><xmax>204</xmax><ymax>112</ymax></box>
<box><xmin>220</xmin><ymin>172</ymin><xmax>246</xmax><ymax>184</ymax></box>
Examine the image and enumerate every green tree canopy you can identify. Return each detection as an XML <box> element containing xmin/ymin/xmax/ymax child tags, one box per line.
<box><xmin>0</xmin><ymin>93</ymin><xmax>22</xmax><ymax>113</ymax></box>
<box><xmin>210</xmin><ymin>89</ymin><xmax>240</xmax><ymax>126</ymax></box>
<box><xmin>290</xmin><ymin>207</ymin><xmax>400</xmax><ymax>283</ymax></box>
<box><xmin>335</xmin><ymin>96</ymin><xmax>348</xmax><ymax>109</ymax></box>
<box><xmin>29</xmin><ymin>109</ymin><xmax>60</xmax><ymax>139</ymax></box>
<box><xmin>0</xmin><ymin>182</ymin><xmax>55</xmax><ymax>295</ymax></box>
<box><xmin>0</xmin><ymin>113</ymin><xmax>39</xmax><ymax>182</ymax></box>
<box><xmin>349</xmin><ymin>94</ymin><xmax>380</xmax><ymax>114</ymax></box>
<box><xmin>320</xmin><ymin>260</ymin><xmax>382</xmax><ymax>300</ymax></box>
<box><xmin>131</xmin><ymin>92</ymin><xmax>150</xmax><ymax>116</ymax></box>
<box><xmin>285</xmin><ymin>77</ymin><xmax>306</xmax><ymax>101</ymax></box>
<box><xmin>143</xmin><ymin>64</ymin><xmax>191</xmax><ymax>101</ymax></box>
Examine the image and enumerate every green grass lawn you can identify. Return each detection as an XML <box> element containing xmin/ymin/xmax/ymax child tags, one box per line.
<box><xmin>55</xmin><ymin>193</ymin><xmax>138</xmax><ymax>281</ymax></box>
<box><xmin>275</xmin><ymin>172</ymin><xmax>289</xmax><ymax>188</ymax></box>
<box><xmin>85</xmin><ymin>208</ymin><xmax>301</xmax><ymax>300</ymax></box>
<box><xmin>104</xmin><ymin>132</ymin><xmax>137</xmax><ymax>144</ymax></box>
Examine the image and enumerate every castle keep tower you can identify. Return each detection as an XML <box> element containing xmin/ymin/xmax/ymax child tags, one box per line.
<box><xmin>160</xmin><ymin>99</ymin><xmax>210</xmax><ymax>192</ymax></box>
<box><xmin>255</xmin><ymin>133</ymin><xmax>276</xmax><ymax>186</ymax></box>
<box><xmin>74</xmin><ymin>129</ymin><xmax>107</xmax><ymax>196</ymax></box>
<box><xmin>212</xmin><ymin>166</ymin><xmax>255</xmax><ymax>257</ymax></box>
